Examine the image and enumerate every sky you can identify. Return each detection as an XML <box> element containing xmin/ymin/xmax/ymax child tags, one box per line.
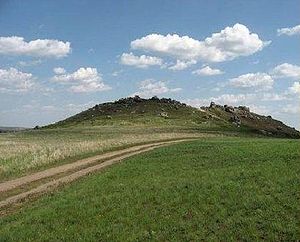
<box><xmin>0</xmin><ymin>0</ymin><xmax>299</xmax><ymax>128</ymax></box>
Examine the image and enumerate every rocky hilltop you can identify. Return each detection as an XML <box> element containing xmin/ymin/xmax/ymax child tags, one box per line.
<box><xmin>46</xmin><ymin>96</ymin><xmax>300</xmax><ymax>138</ymax></box>
<box><xmin>202</xmin><ymin>102</ymin><xmax>299</xmax><ymax>138</ymax></box>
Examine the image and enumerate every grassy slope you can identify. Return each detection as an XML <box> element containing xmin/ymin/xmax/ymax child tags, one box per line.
<box><xmin>48</xmin><ymin>98</ymin><xmax>230</xmax><ymax>129</ymax></box>
<box><xmin>46</xmin><ymin>97</ymin><xmax>300</xmax><ymax>139</ymax></box>
<box><xmin>1</xmin><ymin>137</ymin><xmax>299</xmax><ymax>241</ymax></box>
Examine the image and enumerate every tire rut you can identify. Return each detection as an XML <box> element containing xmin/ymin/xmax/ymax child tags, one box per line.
<box><xmin>0</xmin><ymin>138</ymin><xmax>194</xmax><ymax>210</ymax></box>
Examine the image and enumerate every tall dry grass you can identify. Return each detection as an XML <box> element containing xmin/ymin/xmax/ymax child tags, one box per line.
<box><xmin>0</xmin><ymin>126</ymin><xmax>214</xmax><ymax>180</ymax></box>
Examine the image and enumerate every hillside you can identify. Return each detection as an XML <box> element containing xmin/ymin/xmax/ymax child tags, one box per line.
<box><xmin>46</xmin><ymin>96</ymin><xmax>300</xmax><ymax>138</ymax></box>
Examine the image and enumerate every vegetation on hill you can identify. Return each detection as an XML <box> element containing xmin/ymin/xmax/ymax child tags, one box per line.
<box><xmin>1</xmin><ymin>138</ymin><xmax>299</xmax><ymax>241</ymax></box>
<box><xmin>46</xmin><ymin>96</ymin><xmax>300</xmax><ymax>139</ymax></box>
<box><xmin>1</xmin><ymin>96</ymin><xmax>298</xmax><ymax>182</ymax></box>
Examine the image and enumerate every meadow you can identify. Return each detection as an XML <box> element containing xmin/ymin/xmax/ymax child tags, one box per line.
<box><xmin>0</xmin><ymin>137</ymin><xmax>299</xmax><ymax>241</ymax></box>
<box><xmin>0</xmin><ymin>126</ymin><xmax>215</xmax><ymax>181</ymax></box>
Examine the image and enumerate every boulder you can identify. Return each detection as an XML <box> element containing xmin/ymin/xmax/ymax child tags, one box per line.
<box><xmin>133</xmin><ymin>95</ymin><xmax>142</xmax><ymax>102</ymax></box>
<box><xmin>230</xmin><ymin>115</ymin><xmax>241</xmax><ymax>126</ymax></box>
<box><xmin>210</xmin><ymin>102</ymin><xmax>216</xmax><ymax>108</ymax></box>
<box><xmin>238</xmin><ymin>106</ymin><xmax>250</xmax><ymax>112</ymax></box>
<box><xmin>225</xmin><ymin>105</ymin><xmax>235</xmax><ymax>113</ymax></box>
<box><xmin>151</xmin><ymin>96</ymin><xmax>159</xmax><ymax>101</ymax></box>
<box><xmin>160</xmin><ymin>112</ymin><xmax>169</xmax><ymax>118</ymax></box>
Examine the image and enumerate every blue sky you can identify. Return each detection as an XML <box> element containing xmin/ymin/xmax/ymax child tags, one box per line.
<box><xmin>0</xmin><ymin>0</ymin><xmax>299</xmax><ymax>128</ymax></box>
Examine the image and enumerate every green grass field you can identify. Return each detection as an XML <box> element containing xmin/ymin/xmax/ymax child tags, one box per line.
<box><xmin>1</xmin><ymin>137</ymin><xmax>299</xmax><ymax>241</ymax></box>
<box><xmin>0</xmin><ymin>126</ymin><xmax>212</xmax><ymax>181</ymax></box>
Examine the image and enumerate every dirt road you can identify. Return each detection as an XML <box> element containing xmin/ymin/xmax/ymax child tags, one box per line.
<box><xmin>0</xmin><ymin>138</ymin><xmax>195</xmax><ymax>210</ymax></box>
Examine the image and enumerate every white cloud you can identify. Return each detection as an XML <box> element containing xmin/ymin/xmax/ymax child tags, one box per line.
<box><xmin>248</xmin><ymin>105</ymin><xmax>270</xmax><ymax>116</ymax></box>
<box><xmin>289</xmin><ymin>81</ymin><xmax>300</xmax><ymax>95</ymax></box>
<box><xmin>212</xmin><ymin>87</ymin><xmax>221</xmax><ymax>92</ymax></box>
<box><xmin>134</xmin><ymin>79</ymin><xmax>181</xmax><ymax>98</ymax></box>
<box><xmin>211</xmin><ymin>94</ymin><xmax>256</xmax><ymax>105</ymax></box>
<box><xmin>281</xmin><ymin>104</ymin><xmax>300</xmax><ymax>114</ymax></box>
<box><xmin>23</xmin><ymin>101</ymin><xmax>98</xmax><ymax>114</ymax></box>
<box><xmin>184</xmin><ymin>93</ymin><xmax>256</xmax><ymax>107</ymax></box>
<box><xmin>131</xmin><ymin>33</ymin><xmax>204</xmax><ymax>60</ymax></box>
<box><xmin>0</xmin><ymin>68</ymin><xmax>36</xmax><ymax>93</ymax></box>
<box><xmin>120</xmin><ymin>52</ymin><xmax>163</xmax><ymax>68</ymax></box>
<box><xmin>40</xmin><ymin>105</ymin><xmax>57</xmax><ymax>112</ymax></box>
<box><xmin>53</xmin><ymin>67</ymin><xmax>66</xmax><ymax>75</ymax></box>
<box><xmin>184</xmin><ymin>94</ymin><xmax>276</xmax><ymax>117</ymax></box>
<box><xmin>52</xmin><ymin>67</ymin><xmax>111</xmax><ymax>93</ymax></box>
<box><xmin>277</xmin><ymin>24</ymin><xmax>300</xmax><ymax>36</ymax></box>
<box><xmin>131</xmin><ymin>23</ymin><xmax>269</xmax><ymax>62</ymax></box>
<box><xmin>64</xmin><ymin>101</ymin><xmax>98</xmax><ymax>112</ymax></box>
<box><xmin>18</xmin><ymin>59</ymin><xmax>42</xmax><ymax>67</ymax></box>
<box><xmin>168</xmin><ymin>60</ymin><xmax>196</xmax><ymax>71</ymax></box>
<box><xmin>229</xmin><ymin>72</ymin><xmax>274</xmax><ymax>90</ymax></box>
<box><xmin>0</xmin><ymin>36</ymin><xmax>71</xmax><ymax>58</ymax></box>
<box><xmin>112</xmin><ymin>70</ymin><xmax>123</xmax><ymax>77</ymax></box>
<box><xmin>192</xmin><ymin>66</ymin><xmax>224</xmax><ymax>76</ymax></box>
<box><xmin>271</xmin><ymin>63</ymin><xmax>300</xmax><ymax>79</ymax></box>
<box><xmin>186</xmin><ymin>91</ymin><xmax>290</xmax><ymax>109</ymax></box>
<box><xmin>203</xmin><ymin>24</ymin><xmax>270</xmax><ymax>61</ymax></box>
<box><xmin>261</xmin><ymin>93</ymin><xmax>289</xmax><ymax>101</ymax></box>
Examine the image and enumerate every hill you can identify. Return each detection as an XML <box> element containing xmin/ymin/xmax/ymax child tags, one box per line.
<box><xmin>46</xmin><ymin>96</ymin><xmax>300</xmax><ymax>138</ymax></box>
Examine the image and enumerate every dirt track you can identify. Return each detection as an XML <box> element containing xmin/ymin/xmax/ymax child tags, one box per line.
<box><xmin>0</xmin><ymin>138</ymin><xmax>195</xmax><ymax>210</ymax></box>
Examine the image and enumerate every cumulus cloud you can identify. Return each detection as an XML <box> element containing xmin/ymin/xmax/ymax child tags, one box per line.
<box><xmin>120</xmin><ymin>52</ymin><xmax>163</xmax><ymax>68</ymax></box>
<box><xmin>261</xmin><ymin>93</ymin><xmax>289</xmax><ymax>101</ymax></box>
<box><xmin>277</xmin><ymin>24</ymin><xmax>300</xmax><ymax>36</ymax></box>
<box><xmin>192</xmin><ymin>66</ymin><xmax>224</xmax><ymax>76</ymax></box>
<box><xmin>134</xmin><ymin>79</ymin><xmax>181</xmax><ymax>98</ymax></box>
<box><xmin>168</xmin><ymin>60</ymin><xmax>197</xmax><ymax>71</ymax></box>
<box><xmin>229</xmin><ymin>72</ymin><xmax>274</xmax><ymax>90</ymax></box>
<box><xmin>18</xmin><ymin>59</ymin><xmax>42</xmax><ymax>67</ymax></box>
<box><xmin>203</xmin><ymin>24</ymin><xmax>270</xmax><ymax>60</ymax></box>
<box><xmin>111</xmin><ymin>70</ymin><xmax>123</xmax><ymax>77</ymax></box>
<box><xmin>184</xmin><ymin>94</ymin><xmax>276</xmax><ymax>117</ymax></box>
<box><xmin>185</xmin><ymin>91</ymin><xmax>292</xmax><ymax>112</ymax></box>
<box><xmin>52</xmin><ymin>67</ymin><xmax>111</xmax><ymax>93</ymax></box>
<box><xmin>184</xmin><ymin>93</ymin><xmax>256</xmax><ymax>107</ymax></box>
<box><xmin>281</xmin><ymin>104</ymin><xmax>300</xmax><ymax>114</ymax></box>
<box><xmin>53</xmin><ymin>67</ymin><xmax>66</xmax><ymax>75</ymax></box>
<box><xmin>289</xmin><ymin>81</ymin><xmax>300</xmax><ymax>95</ymax></box>
<box><xmin>248</xmin><ymin>105</ymin><xmax>271</xmax><ymax>116</ymax></box>
<box><xmin>271</xmin><ymin>63</ymin><xmax>300</xmax><ymax>79</ymax></box>
<box><xmin>0</xmin><ymin>36</ymin><xmax>71</xmax><ymax>58</ymax></box>
<box><xmin>25</xmin><ymin>101</ymin><xmax>98</xmax><ymax>114</ymax></box>
<box><xmin>131</xmin><ymin>23</ymin><xmax>269</xmax><ymax>62</ymax></box>
<box><xmin>0</xmin><ymin>68</ymin><xmax>36</xmax><ymax>93</ymax></box>
<box><xmin>210</xmin><ymin>93</ymin><xmax>256</xmax><ymax>104</ymax></box>
<box><xmin>185</xmin><ymin>89</ymin><xmax>292</xmax><ymax>111</ymax></box>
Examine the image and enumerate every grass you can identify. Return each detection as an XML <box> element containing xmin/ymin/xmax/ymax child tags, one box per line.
<box><xmin>0</xmin><ymin>125</ymin><xmax>217</xmax><ymax>181</ymax></box>
<box><xmin>46</xmin><ymin>97</ymin><xmax>300</xmax><ymax>139</ymax></box>
<box><xmin>0</xmin><ymin>137</ymin><xmax>299</xmax><ymax>241</ymax></box>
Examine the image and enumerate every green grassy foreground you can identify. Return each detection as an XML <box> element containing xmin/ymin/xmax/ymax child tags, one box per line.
<box><xmin>1</xmin><ymin>137</ymin><xmax>299</xmax><ymax>241</ymax></box>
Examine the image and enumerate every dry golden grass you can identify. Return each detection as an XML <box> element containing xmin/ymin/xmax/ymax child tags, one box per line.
<box><xmin>0</xmin><ymin>126</ymin><xmax>215</xmax><ymax>181</ymax></box>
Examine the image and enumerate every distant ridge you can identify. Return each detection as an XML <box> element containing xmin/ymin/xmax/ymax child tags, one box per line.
<box><xmin>0</xmin><ymin>127</ymin><xmax>28</xmax><ymax>133</ymax></box>
<box><xmin>45</xmin><ymin>96</ymin><xmax>300</xmax><ymax>139</ymax></box>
